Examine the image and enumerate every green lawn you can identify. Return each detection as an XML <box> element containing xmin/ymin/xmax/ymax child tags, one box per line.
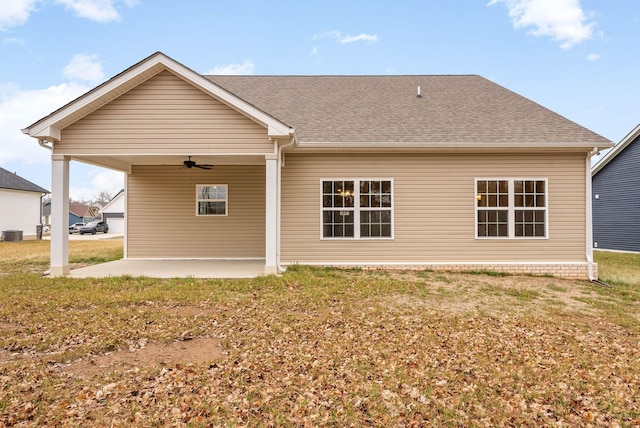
<box><xmin>0</xmin><ymin>241</ymin><xmax>638</xmax><ymax>426</ymax></box>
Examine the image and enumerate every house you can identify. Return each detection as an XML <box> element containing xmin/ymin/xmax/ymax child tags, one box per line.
<box><xmin>592</xmin><ymin>123</ymin><xmax>640</xmax><ymax>252</ymax></box>
<box><xmin>70</xmin><ymin>202</ymin><xmax>101</xmax><ymax>224</ymax></box>
<box><xmin>100</xmin><ymin>189</ymin><xmax>125</xmax><ymax>233</ymax></box>
<box><xmin>42</xmin><ymin>201</ymin><xmax>101</xmax><ymax>227</ymax></box>
<box><xmin>0</xmin><ymin>167</ymin><xmax>49</xmax><ymax>239</ymax></box>
<box><xmin>22</xmin><ymin>52</ymin><xmax>612</xmax><ymax>278</ymax></box>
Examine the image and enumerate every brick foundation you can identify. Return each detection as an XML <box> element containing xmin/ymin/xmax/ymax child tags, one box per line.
<box><xmin>306</xmin><ymin>262</ymin><xmax>597</xmax><ymax>280</ymax></box>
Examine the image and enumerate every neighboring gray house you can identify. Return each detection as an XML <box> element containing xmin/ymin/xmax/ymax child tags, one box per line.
<box><xmin>0</xmin><ymin>167</ymin><xmax>49</xmax><ymax>239</ymax></box>
<box><xmin>592</xmin><ymin>123</ymin><xmax>640</xmax><ymax>252</ymax></box>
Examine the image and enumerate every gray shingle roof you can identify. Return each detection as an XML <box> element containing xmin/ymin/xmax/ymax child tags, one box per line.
<box><xmin>207</xmin><ymin>75</ymin><xmax>609</xmax><ymax>145</ymax></box>
<box><xmin>0</xmin><ymin>167</ymin><xmax>49</xmax><ymax>193</ymax></box>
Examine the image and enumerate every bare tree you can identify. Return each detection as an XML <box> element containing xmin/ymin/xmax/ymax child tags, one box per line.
<box><xmin>93</xmin><ymin>191</ymin><xmax>113</xmax><ymax>205</ymax></box>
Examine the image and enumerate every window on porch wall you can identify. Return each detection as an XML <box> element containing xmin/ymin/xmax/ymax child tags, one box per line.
<box><xmin>196</xmin><ymin>184</ymin><xmax>228</xmax><ymax>216</ymax></box>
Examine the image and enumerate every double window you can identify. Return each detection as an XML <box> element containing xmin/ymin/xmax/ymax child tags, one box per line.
<box><xmin>476</xmin><ymin>179</ymin><xmax>547</xmax><ymax>239</ymax></box>
<box><xmin>196</xmin><ymin>184</ymin><xmax>227</xmax><ymax>216</ymax></box>
<box><xmin>321</xmin><ymin>179</ymin><xmax>393</xmax><ymax>239</ymax></box>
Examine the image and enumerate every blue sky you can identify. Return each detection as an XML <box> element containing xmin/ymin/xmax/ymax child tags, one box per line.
<box><xmin>1</xmin><ymin>0</ymin><xmax>638</xmax><ymax>201</ymax></box>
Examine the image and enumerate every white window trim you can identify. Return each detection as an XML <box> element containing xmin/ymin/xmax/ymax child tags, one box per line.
<box><xmin>196</xmin><ymin>184</ymin><xmax>228</xmax><ymax>216</ymax></box>
<box><xmin>474</xmin><ymin>178</ymin><xmax>548</xmax><ymax>240</ymax></box>
<box><xmin>320</xmin><ymin>178</ymin><xmax>395</xmax><ymax>240</ymax></box>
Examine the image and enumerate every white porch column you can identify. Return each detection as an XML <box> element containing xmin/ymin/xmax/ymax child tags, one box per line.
<box><xmin>265</xmin><ymin>155</ymin><xmax>278</xmax><ymax>275</ymax></box>
<box><xmin>50</xmin><ymin>155</ymin><xmax>70</xmax><ymax>276</ymax></box>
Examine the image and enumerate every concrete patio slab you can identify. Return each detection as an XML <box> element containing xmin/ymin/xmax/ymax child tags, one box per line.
<box><xmin>68</xmin><ymin>259</ymin><xmax>267</xmax><ymax>279</ymax></box>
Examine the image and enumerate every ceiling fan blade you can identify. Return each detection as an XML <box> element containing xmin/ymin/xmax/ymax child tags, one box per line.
<box><xmin>195</xmin><ymin>164</ymin><xmax>212</xmax><ymax>170</ymax></box>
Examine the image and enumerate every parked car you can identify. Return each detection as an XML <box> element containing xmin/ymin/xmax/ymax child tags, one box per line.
<box><xmin>69</xmin><ymin>223</ymin><xmax>85</xmax><ymax>234</ymax></box>
<box><xmin>78</xmin><ymin>221</ymin><xmax>109</xmax><ymax>235</ymax></box>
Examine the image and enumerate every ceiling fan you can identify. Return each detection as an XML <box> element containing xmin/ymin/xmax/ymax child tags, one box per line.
<box><xmin>182</xmin><ymin>156</ymin><xmax>213</xmax><ymax>170</ymax></box>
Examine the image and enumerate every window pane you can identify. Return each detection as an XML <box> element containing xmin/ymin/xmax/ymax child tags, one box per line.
<box><xmin>514</xmin><ymin>194</ymin><xmax>523</xmax><ymax>207</ymax></box>
<box><xmin>382</xmin><ymin>224</ymin><xmax>391</xmax><ymax>236</ymax></box>
<box><xmin>477</xmin><ymin>209</ymin><xmax>508</xmax><ymax>238</ymax></box>
<box><xmin>498</xmin><ymin>180</ymin><xmax>508</xmax><ymax>193</ymax></box>
<box><xmin>345</xmin><ymin>224</ymin><xmax>354</xmax><ymax>236</ymax></box>
<box><xmin>515</xmin><ymin>209</ymin><xmax>546</xmax><ymax>238</ymax></box>
<box><xmin>382</xmin><ymin>181</ymin><xmax>391</xmax><ymax>193</ymax></box>
<box><xmin>360</xmin><ymin>181</ymin><xmax>370</xmax><ymax>193</ymax></box>
<box><xmin>536</xmin><ymin>195</ymin><xmax>545</xmax><ymax>207</ymax></box>
<box><xmin>323</xmin><ymin>181</ymin><xmax>332</xmax><ymax>193</ymax></box>
<box><xmin>525</xmin><ymin>224</ymin><xmax>533</xmax><ymax>236</ymax></box>
<box><xmin>536</xmin><ymin>181</ymin><xmax>545</xmax><ymax>193</ymax></box>
<box><xmin>514</xmin><ymin>180</ymin><xmax>523</xmax><ymax>194</ymax></box>
<box><xmin>360</xmin><ymin>195</ymin><xmax>369</xmax><ymax>208</ymax></box>
<box><xmin>381</xmin><ymin>211</ymin><xmax>391</xmax><ymax>222</ymax></box>
<box><xmin>323</xmin><ymin>209</ymin><xmax>354</xmax><ymax>238</ymax></box>
<box><xmin>199</xmin><ymin>202</ymin><xmax>225</xmax><ymax>215</ymax></box>
<box><xmin>323</xmin><ymin>195</ymin><xmax>332</xmax><ymax>208</ymax></box>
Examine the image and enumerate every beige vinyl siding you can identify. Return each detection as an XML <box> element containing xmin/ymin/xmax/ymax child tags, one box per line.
<box><xmin>57</xmin><ymin>70</ymin><xmax>273</xmax><ymax>155</ymax></box>
<box><xmin>281</xmin><ymin>153</ymin><xmax>586</xmax><ymax>264</ymax></box>
<box><xmin>127</xmin><ymin>165</ymin><xmax>265</xmax><ymax>258</ymax></box>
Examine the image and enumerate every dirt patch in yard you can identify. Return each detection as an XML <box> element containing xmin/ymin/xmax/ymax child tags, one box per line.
<box><xmin>61</xmin><ymin>337</ymin><xmax>223</xmax><ymax>378</ymax></box>
<box><xmin>370</xmin><ymin>271</ymin><xmax>605</xmax><ymax>316</ymax></box>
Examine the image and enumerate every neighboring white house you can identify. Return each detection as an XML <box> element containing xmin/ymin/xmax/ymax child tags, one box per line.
<box><xmin>0</xmin><ymin>167</ymin><xmax>49</xmax><ymax>240</ymax></box>
<box><xmin>100</xmin><ymin>189</ymin><xmax>125</xmax><ymax>234</ymax></box>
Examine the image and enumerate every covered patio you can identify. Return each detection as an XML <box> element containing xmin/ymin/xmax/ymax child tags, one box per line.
<box><xmin>68</xmin><ymin>259</ymin><xmax>266</xmax><ymax>279</ymax></box>
<box><xmin>22</xmin><ymin>53</ymin><xmax>295</xmax><ymax>278</ymax></box>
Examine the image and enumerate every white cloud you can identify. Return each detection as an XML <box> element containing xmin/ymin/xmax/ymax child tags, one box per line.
<box><xmin>0</xmin><ymin>81</ymin><xmax>90</xmax><ymax>166</ymax></box>
<box><xmin>313</xmin><ymin>30</ymin><xmax>378</xmax><ymax>44</ymax></box>
<box><xmin>54</xmin><ymin>0</ymin><xmax>136</xmax><ymax>23</ymax></box>
<box><xmin>340</xmin><ymin>33</ymin><xmax>378</xmax><ymax>44</ymax></box>
<box><xmin>488</xmin><ymin>0</ymin><xmax>595</xmax><ymax>49</ymax></box>
<box><xmin>587</xmin><ymin>53</ymin><xmax>601</xmax><ymax>61</ymax></box>
<box><xmin>2</xmin><ymin>38</ymin><xmax>25</xmax><ymax>45</ymax></box>
<box><xmin>69</xmin><ymin>168</ymin><xmax>124</xmax><ymax>201</ymax></box>
<box><xmin>206</xmin><ymin>60</ymin><xmax>255</xmax><ymax>75</ymax></box>
<box><xmin>63</xmin><ymin>54</ymin><xmax>105</xmax><ymax>83</ymax></box>
<box><xmin>0</xmin><ymin>0</ymin><xmax>39</xmax><ymax>30</ymax></box>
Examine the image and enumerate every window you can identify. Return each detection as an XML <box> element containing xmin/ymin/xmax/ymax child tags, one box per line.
<box><xmin>476</xmin><ymin>179</ymin><xmax>547</xmax><ymax>239</ymax></box>
<box><xmin>197</xmin><ymin>184</ymin><xmax>227</xmax><ymax>216</ymax></box>
<box><xmin>322</xmin><ymin>179</ymin><xmax>393</xmax><ymax>239</ymax></box>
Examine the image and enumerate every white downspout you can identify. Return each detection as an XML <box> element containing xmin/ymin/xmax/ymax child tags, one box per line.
<box><xmin>277</xmin><ymin>137</ymin><xmax>296</xmax><ymax>273</ymax></box>
<box><xmin>586</xmin><ymin>147</ymin><xmax>599</xmax><ymax>281</ymax></box>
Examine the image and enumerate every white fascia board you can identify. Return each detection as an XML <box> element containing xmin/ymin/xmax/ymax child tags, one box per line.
<box><xmin>24</xmin><ymin>52</ymin><xmax>293</xmax><ymax>141</ymax></box>
<box><xmin>591</xmin><ymin>122</ymin><xmax>640</xmax><ymax>176</ymax></box>
<box><xmin>297</xmin><ymin>140</ymin><xmax>614</xmax><ymax>150</ymax></box>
